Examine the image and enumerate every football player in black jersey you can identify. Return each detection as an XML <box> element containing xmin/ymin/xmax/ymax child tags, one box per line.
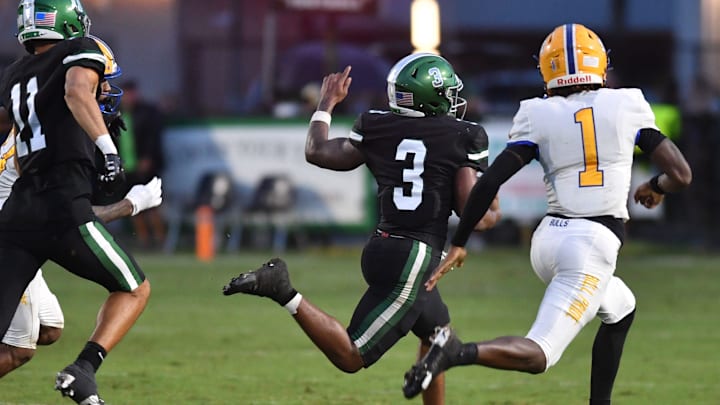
<box><xmin>0</xmin><ymin>1</ymin><xmax>150</xmax><ymax>404</ymax></box>
<box><xmin>224</xmin><ymin>54</ymin><xmax>500</xmax><ymax>404</ymax></box>
<box><xmin>0</xmin><ymin>34</ymin><xmax>162</xmax><ymax>383</ymax></box>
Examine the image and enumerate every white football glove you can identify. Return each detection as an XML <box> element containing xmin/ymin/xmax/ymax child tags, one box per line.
<box><xmin>124</xmin><ymin>176</ymin><xmax>163</xmax><ymax>216</ymax></box>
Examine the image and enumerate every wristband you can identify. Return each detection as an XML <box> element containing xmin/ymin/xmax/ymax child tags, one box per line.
<box><xmin>95</xmin><ymin>134</ymin><xmax>118</xmax><ymax>155</ymax></box>
<box><xmin>649</xmin><ymin>174</ymin><xmax>665</xmax><ymax>194</ymax></box>
<box><xmin>310</xmin><ymin>110</ymin><xmax>332</xmax><ymax>126</ymax></box>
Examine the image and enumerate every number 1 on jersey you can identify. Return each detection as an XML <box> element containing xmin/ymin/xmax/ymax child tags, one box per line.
<box><xmin>575</xmin><ymin>107</ymin><xmax>603</xmax><ymax>187</ymax></box>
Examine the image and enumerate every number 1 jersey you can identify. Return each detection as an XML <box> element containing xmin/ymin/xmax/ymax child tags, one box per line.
<box><xmin>507</xmin><ymin>88</ymin><xmax>658</xmax><ymax>221</ymax></box>
<box><xmin>350</xmin><ymin>110</ymin><xmax>489</xmax><ymax>250</ymax></box>
<box><xmin>0</xmin><ymin>37</ymin><xmax>105</xmax><ymax>177</ymax></box>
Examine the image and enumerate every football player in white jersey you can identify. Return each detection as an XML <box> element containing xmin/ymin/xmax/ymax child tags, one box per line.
<box><xmin>0</xmin><ymin>35</ymin><xmax>163</xmax><ymax>379</ymax></box>
<box><xmin>403</xmin><ymin>23</ymin><xmax>692</xmax><ymax>405</ymax></box>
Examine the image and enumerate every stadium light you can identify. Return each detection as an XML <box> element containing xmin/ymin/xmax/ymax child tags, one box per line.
<box><xmin>411</xmin><ymin>0</ymin><xmax>440</xmax><ymax>54</ymax></box>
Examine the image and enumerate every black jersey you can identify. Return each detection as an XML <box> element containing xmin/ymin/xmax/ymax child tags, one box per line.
<box><xmin>350</xmin><ymin>110</ymin><xmax>489</xmax><ymax>250</ymax></box>
<box><xmin>0</xmin><ymin>37</ymin><xmax>104</xmax><ymax>177</ymax></box>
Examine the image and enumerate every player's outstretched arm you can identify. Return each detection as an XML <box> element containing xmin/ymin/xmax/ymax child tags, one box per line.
<box><xmin>454</xmin><ymin>167</ymin><xmax>502</xmax><ymax>231</ymax></box>
<box><xmin>305</xmin><ymin>66</ymin><xmax>364</xmax><ymax>171</ymax></box>
<box><xmin>634</xmin><ymin>138</ymin><xmax>692</xmax><ymax>209</ymax></box>
<box><xmin>93</xmin><ymin>177</ymin><xmax>163</xmax><ymax>223</ymax></box>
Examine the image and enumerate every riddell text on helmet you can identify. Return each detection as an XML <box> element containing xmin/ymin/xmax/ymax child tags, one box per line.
<box><xmin>557</xmin><ymin>75</ymin><xmax>593</xmax><ymax>86</ymax></box>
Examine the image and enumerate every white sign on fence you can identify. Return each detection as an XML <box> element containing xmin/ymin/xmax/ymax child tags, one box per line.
<box><xmin>163</xmin><ymin>122</ymin><xmax>369</xmax><ymax>226</ymax></box>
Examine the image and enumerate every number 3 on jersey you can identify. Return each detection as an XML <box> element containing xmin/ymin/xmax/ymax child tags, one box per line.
<box><xmin>394</xmin><ymin>139</ymin><xmax>426</xmax><ymax>210</ymax></box>
<box><xmin>11</xmin><ymin>76</ymin><xmax>47</xmax><ymax>157</ymax></box>
<box><xmin>575</xmin><ymin>107</ymin><xmax>603</xmax><ymax>187</ymax></box>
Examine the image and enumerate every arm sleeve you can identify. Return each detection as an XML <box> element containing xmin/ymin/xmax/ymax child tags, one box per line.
<box><xmin>461</xmin><ymin>125</ymin><xmax>489</xmax><ymax>172</ymax></box>
<box><xmin>635</xmin><ymin>127</ymin><xmax>667</xmax><ymax>154</ymax></box>
<box><xmin>451</xmin><ymin>143</ymin><xmax>535</xmax><ymax>246</ymax></box>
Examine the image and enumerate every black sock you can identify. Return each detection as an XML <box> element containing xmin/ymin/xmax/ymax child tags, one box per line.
<box><xmin>76</xmin><ymin>341</ymin><xmax>108</xmax><ymax>373</ymax></box>
<box><xmin>589</xmin><ymin>309</ymin><xmax>636</xmax><ymax>404</ymax></box>
<box><xmin>456</xmin><ymin>343</ymin><xmax>478</xmax><ymax>366</ymax></box>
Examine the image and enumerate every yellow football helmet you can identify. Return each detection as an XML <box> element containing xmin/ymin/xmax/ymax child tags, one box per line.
<box><xmin>88</xmin><ymin>35</ymin><xmax>122</xmax><ymax>116</ymax></box>
<box><xmin>89</xmin><ymin>34</ymin><xmax>121</xmax><ymax>79</ymax></box>
<box><xmin>538</xmin><ymin>23</ymin><xmax>607</xmax><ymax>90</ymax></box>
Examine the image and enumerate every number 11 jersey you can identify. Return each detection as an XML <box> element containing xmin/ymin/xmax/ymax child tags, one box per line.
<box><xmin>0</xmin><ymin>37</ymin><xmax>105</xmax><ymax>177</ymax></box>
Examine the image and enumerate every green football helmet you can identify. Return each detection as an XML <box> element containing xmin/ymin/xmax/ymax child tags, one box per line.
<box><xmin>386</xmin><ymin>53</ymin><xmax>466</xmax><ymax>118</ymax></box>
<box><xmin>17</xmin><ymin>0</ymin><xmax>90</xmax><ymax>47</ymax></box>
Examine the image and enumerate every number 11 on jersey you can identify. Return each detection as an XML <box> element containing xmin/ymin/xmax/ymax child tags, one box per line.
<box><xmin>11</xmin><ymin>76</ymin><xmax>47</xmax><ymax>158</ymax></box>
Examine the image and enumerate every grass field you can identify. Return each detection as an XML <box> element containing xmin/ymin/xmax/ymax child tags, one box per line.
<box><xmin>0</xmin><ymin>242</ymin><xmax>718</xmax><ymax>404</ymax></box>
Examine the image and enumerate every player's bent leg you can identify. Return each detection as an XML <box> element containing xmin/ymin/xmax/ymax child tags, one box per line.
<box><xmin>38</xmin><ymin>325</ymin><xmax>63</xmax><ymax>346</ymax></box>
<box><xmin>473</xmin><ymin>335</ymin><xmax>546</xmax><ymax>373</ymax></box>
<box><xmin>1</xmin><ymin>275</ymin><xmax>42</xmax><ymax>378</ymax></box>
<box><xmin>53</xmin><ymin>221</ymin><xmax>150</xmax><ymax>353</ymax></box>
<box><xmin>0</xmin><ymin>343</ymin><xmax>35</xmax><ymax>378</ymax></box>
<box><xmin>224</xmin><ymin>258</ymin><xmax>363</xmax><ymax>372</ymax></box>
<box><xmin>51</xmin><ymin>222</ymin><xmax>149</xmax><ymax>404</ymax></box>
<box><xmin>526</xmin><ymin>219</ymin><xmax>619</xmax><ymax>370</ymax></box>
<box><xmin>55</xmin><ymin>281</ymin><xmax>149</xmax><ymax>405</ymax></box>
<box><xmin>293</xmin><ymin>297</ymin><xmax>365</xmax><ymax>373</ymax></box>
<box><xmin>0</xmin><ymin>246</ymin><xmax>42</xmax><ymax>345</ymax></box>
<box><xmin>89</xmin><ymin>279</ymin><xmax>151</xmax><ymax>352</ymax></box>
<box><xmin>590</xmin><ymin>277</ymin><xmax>637</xmax><ymax>404</ymax></box>
<box><xmin>36</xmin><ymin>269</ymin><xmax>65</xmax><ymax>335</ymax></box>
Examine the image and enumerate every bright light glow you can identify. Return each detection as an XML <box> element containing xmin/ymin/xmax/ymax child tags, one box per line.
<box><xmin>411</xmin><ymin>0</ymin><xmax>440</xmax><ymax>54</ymax></box>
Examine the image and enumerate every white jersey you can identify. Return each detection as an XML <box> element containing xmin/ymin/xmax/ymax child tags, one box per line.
<box><xmin>0</xmin><ymin>133</ymin><xmax>18</xmax><ymax>208</ymax></box>
<box><xmin>508</xmin><ymin>88</ymin><xmax>657</xmax><ymax>220</ymax></box>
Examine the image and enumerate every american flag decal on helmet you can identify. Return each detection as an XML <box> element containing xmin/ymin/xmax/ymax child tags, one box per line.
<box><xmin>395</xmin><ymin>91</ymin><xmax>414</xmax><ymax>106</ymax></box>
<box><xmin>35</xmin><ymin>11</ymin><xmax>56</xmax><ymax>27</ymax></box>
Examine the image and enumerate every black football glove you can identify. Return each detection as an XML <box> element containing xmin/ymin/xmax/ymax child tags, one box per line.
<box><xmin>104</xmin><ymin>111</ymin><xmax>127</xmax><ymax>140</ymax></box>
<box><xmin>98</xmin><ymin>153</ymin><xmax>126</xmax><ymax>194</ymax></box>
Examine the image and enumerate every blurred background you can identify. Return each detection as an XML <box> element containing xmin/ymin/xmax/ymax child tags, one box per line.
<box><xmin>1</xmin><ymin>0</ymin><xmax>718</xmax><ymax>255</ymax></box>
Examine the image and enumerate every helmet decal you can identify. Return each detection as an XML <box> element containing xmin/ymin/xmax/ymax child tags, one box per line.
<box><xmin>429</xmin><ymin>67</ymin><xmax>444</xmax><ymax>88</ymax></box>
<box><xmin>565</xmin><ymin>24</ymin><xmax>577</xmax><ymax>75</ymax></box>
<box><xmin>17</xmin><ymin>0</ymin><xmax>91</xmax><ymax>47</ymax></box>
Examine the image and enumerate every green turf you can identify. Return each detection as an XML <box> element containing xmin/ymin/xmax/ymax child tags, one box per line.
<box><xmin>1</xmin><ymin>243</ymin><xmax>718</xmax><ymax>404</ymax></box>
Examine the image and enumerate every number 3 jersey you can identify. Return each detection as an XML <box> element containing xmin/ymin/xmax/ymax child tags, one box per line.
<box><xmin>349</xmin><ymin>110</ymin><xmax>489</xmax><ymax>251</ymax></box>
<box><xmin>508</xmin><ymin>88</ymin><xmax>658</xmax><ymax>221</ymax></box>
<box><xmin>0</xmin><ymin>37</ymin><xmax>105</xmax><ymax>177</ymax></box>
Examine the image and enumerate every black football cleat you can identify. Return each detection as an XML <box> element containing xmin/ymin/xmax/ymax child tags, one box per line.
<box><xmin>55</xmin><ymin>362</ymin><xmax>105</xmax><ymax>405</ymax></box>
<box><xmin>222</xmin><ymin>258</ymin><xmax>296</xmax><ymax>305</ymax></box>
<box><xmin>403</xmin><ymin>326</ymin><xmax>461</xmax><ymax>399</ymax></box>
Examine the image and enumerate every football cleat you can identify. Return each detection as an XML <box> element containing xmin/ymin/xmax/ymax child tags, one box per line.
<box><xmin>222</xmin><ymin>258</ymin><xmax>296</xmax><ymax>305</ymax></box>
<box><xmin>402</xmin><ymin>326</ymin><xmax>461</xmax><ymax>399</ymax></box>
<box><xmin>55</xmin><ymin>362</ymin><xmax>105</xmax><ymax>405</ymax></box>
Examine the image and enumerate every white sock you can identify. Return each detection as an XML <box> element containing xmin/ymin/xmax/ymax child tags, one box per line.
<box><xmin>284</xmin><ymin>293</ymin><xmax>303</xmax><ymax>315</ymax></box>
